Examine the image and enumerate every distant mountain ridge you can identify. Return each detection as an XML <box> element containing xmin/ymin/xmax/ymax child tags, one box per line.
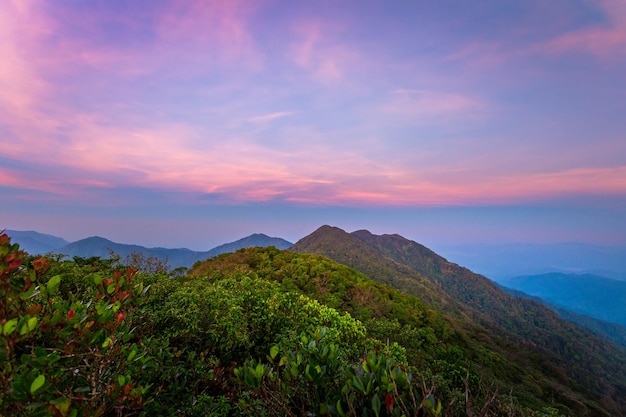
<box><xmin>502</xmin><ymin>285</ymin><xmax>626</xmax><ymax>347</ymax></box>
<box><xmin>5</xmin><ymin>230</ymin><xmax>292</xmax><ymax>268</ymax></box>
<box><xmin>434</xmin><ymin>242</ymin><xmax>626</xmax><ymax>281</ymax></box>
<box><xmin>501</xmin><ymin>272</ymin><xmax>626</xmax><ymax>327</ymax></box>
<box><xmin>3</xmin><ymin>230</ymin><xmax>70</xmax><ymax>255</ymax></box>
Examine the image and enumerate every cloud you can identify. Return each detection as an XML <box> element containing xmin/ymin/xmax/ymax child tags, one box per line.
<box><xmin>1</xmin><ymin>0</ymin><xmax>625</xmax><ymax>213</ymax></box>
<box><xmin>244</xmin><ymin>112</ymin><xmax>295</xmax><ymax>123</ymax></box>
<box><xmin>535</xmin><ymin>0</ymin><xmax>626</xmax><ymax>59</ymax></box>
<box><xmin>378</xmin><ymin>89</ymin><xmax>486</xmax><ymax>123</ymax></box>
<box><xmin>288</xmin><ymin>18</ymin><xmax>362</xmax><ymax>84</ymax></box>
<box><xmin>0</xmin><ymin>0</ymin><xmax>55</xmax><ymax>120</ymax></box>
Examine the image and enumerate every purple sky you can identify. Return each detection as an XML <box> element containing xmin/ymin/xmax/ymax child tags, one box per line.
<box><xmin>2</xmin><ymin>0</ymin><xmax>625</xmax><ymax>250</ymax></box>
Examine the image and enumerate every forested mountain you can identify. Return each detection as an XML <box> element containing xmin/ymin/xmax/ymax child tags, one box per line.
<box><xmin>500</xmin><ymin>273</ymin><xmax>626</xmax><ymax>327</ymax></box>
<box><xmin>291</xmin><ymin>225</ymin><xmax>626</xmax><ymax>416</ymax></box>
<box><xmin>502</xmin><ymin>286</ymin><xmax>626</xmax><ymax>347</ymax></box>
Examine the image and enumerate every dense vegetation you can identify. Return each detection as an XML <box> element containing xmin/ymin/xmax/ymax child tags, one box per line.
<box><xmin>291</xmin><ymin>226</ymin><xmax>626</xmax><ymax>416</ymax></box>
<box><xmin>2</xmin><ymin>230</ymin><xmax>622</xmax><ymax>416</ymax></box>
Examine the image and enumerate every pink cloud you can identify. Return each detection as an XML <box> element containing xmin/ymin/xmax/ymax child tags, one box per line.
<box><xmin>4</xmin><ymin>103</ymin><xmax>626</xmax><ymax>207</ymax></box>
<box><xmin>2</xmin><ymin>0</ymin><xmax>624</xmax><ymax>211</ymax></box>
<box><xmin>289</xmin><ymin>18</ymin><xmax>362</xmax><ymax>84</ymax></box>
<box><xmin>244</xmin><ymin>112</ymin><xmax>295</xmax><ymax>123</ymax></box>
<box><xmin>0</xmin><ymin>0</ymin><xmax>56</xmax><ymax>120</ymax></box>
<box><xmin>249</xmin><ymin>165</ymin><xmax>626</xmax><ymax>207</ymax></box>
<box><xmin>378</xmin><ymin>89</ymin><xmax>486</xmax><ymax>123</ymax></box>
<box><xmin>536</xmin><ymin>0</ymin><xmax>626</xmax><ymax>58</ymax></box>
<box><xmin>154</xmin><ymin>0</ymin><xmax>265</xmax><ymax>70</ymax></box>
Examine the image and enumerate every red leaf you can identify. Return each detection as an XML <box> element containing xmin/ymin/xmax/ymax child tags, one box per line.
<box><xmin>385</xmin><ymin>393</ymin><xmax>395</xmax><ymax>412</ymax></box>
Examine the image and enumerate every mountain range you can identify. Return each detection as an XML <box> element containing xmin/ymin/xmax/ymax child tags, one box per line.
<box><xmin>4</xmin><ymin>230</ymin><xmax>292</xmax><ymax>268</ymax></box>
<box><xmin>186</xmin><ymin>225</ymin><xmax>626</xmax><ymax>416</ymax></box>
<box><xmin>434</xmin><ymin>242</ymin><xmax>626</xmax><ymax>281</ymax></box>
<box><xmin>501</xmin><ymin>272</ymin><xmax>626</xmax><ymax>327</ymax></box>
<box><xmin>7</xmin><ymin>228</ymin><xmax>626</xmax><ymax>340</ymax></box>
<box><xmin>6</xmin><ymin>225</ymin><xmax>626</xmax><ymax>413</ymax></box>
<box><xmin>502</xmin><ymin>286</ymin><xmax>626</xmax><ymax>347</ymax></box>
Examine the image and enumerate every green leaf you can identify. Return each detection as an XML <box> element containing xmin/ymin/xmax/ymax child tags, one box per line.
<box><xmin>106</xmin><ymin>283</ymin><xmax>116</xmax><ymax>294</ymax></box>
<box><xmin>102</xmin><ymin>337</ymin><xmax>113</xmax><ymax>348</ymax></box>
<box><xmin>19</xmin><ymin>284</ymin><xmax>36</xmax><ymax>300</ymax></box>
<box><xmin>353</xmin><ymin>375</ymin><xmax>366</xmax><ymax>394</ymax></box>
<box><xmin>46</xmin><ymin>275</ymin><xmax>62</xmax><ymax>295</ymax></box>
<box><xmin>92</xmin><ymin>274</ymin><xmax>103</xmax><ymax>285</ymax></box>
<box><xmin>2</xmin><ymin>318</ymin><xmax>18</xmax><ymax>336</ymax></box>
<box><xmin>30</xmin><ymin>374</ymin><xmax>45</xmax><ymax>394</ymax></box>
<box><xmin>270</xmin><ymin>345</ymin><xmax>279</xmax><ymax>360</ymax></box>
<box><xmin>255</xmin><ymin>363</ymin><xmax>265</xmax><ymax>379</ymax></box>
<box><xmin>336</xmin><ymin>399</ymin><xmax>346</xmax><ymax>417</ymax></box>
<box><xmin>118</xmin><ymin>375</ymin><xmax>126</xmax><ymax>386</ymax></box>
<box><xmin>372</xmin><ymin>393</ymin><xmax>381</xmax><ymax>417</ymax></box>
<box><xmin>48</xmin><ymin>353</ymin><xmax>61</xmax><ymax>365</ymax></box>
<box><xmin>28</xmin><ymin>316</ymin><xmax>38</xmax><ymax>331</ymax></box>
<box><xmin>20</xmin><ymin>316</ymin><xmax>38</xmax><ymax>335</ymax></box>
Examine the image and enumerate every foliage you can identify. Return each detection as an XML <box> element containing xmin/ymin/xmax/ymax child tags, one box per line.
<box><xmin>0</xmin><ymin>233</ymin><xmax>155</xmax><ymax>416</ymax></box>
<box><xmin>292</xmin><ymin>227</ymin><xmax>626</xmax><ymax>416</ymax></box>
<box><xmin>1</xmin><ymin>233</ymin><xmax>614</xmax><ymax>416</ymax></box>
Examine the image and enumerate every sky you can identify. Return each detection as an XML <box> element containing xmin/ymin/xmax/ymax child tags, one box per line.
<box><xmin>1</xmin><ymin>0</ymin><xmax>626</xmax><ymax>250</ymax></box>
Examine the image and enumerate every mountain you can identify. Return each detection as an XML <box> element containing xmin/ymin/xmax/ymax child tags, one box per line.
<box><xmin>501</xmin><ymin>273</ymin><xmax>626</xmax><ymax>327</ymax></box>
<box><xmin>433</xmin><ymin>242</ymin><xmax>626</xmax><ymax>281</ymax></box>
<box><xmin>502</xmin><ymin>286</ymin><xmax>626</xmax><ymax>347</ymax></box>
<box><xmin>57</xmin><ymin>236</ymin><xmax>205</xmax><ymax>268</ymax></box>
<box><xmin>4</xmin><ymin>230</ymin><xmax>69</xmax><ymax>254</ymax></box>
<box><xmin>287</xmin><ymin>225</ymin><xmax>460</xmax><ymax>310</ymax></box>
<box><xmin>291</xmin><ymin>225</ymin><xmax>626</xmax><ymax>416</ymax></box>
<box><xmin>6</xmin><ymin>230</ymin><xmax>292</xmax><ymax>268</ymax></box>
<box><xmin>203</xmin><ymin>233</ymin><xmax>292</xmax><ymax>258</ymax></box>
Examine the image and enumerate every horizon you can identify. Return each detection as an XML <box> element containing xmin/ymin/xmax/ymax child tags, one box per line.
<box><xmin>6</xmin><ymin>222</ymin><xmax>626</xmax><ymax>254</ymax></box>
<box><xmin>2</xmin><ymin>0</ymin><xmax>625</xmax><ymax>248</ymax></box>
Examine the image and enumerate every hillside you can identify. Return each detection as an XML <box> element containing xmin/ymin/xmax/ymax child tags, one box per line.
<box><xmin>501</xmin><ymin>273</ymin><xmax>626</xmax><ymax>327</ymax></box>
<box><xmin>291</xmin><ymin>225</ymin><xmax>626</xmax><ymax>416</ymax></box>
<box><xmin>502</xmin><ymin>286</ymin><xmax>626</xmax><ymax>347</ymax></box>
<box><xmin>188</xmin><ymin>246</ymin><xmax>584</xmax><ymax>414</ymax></box>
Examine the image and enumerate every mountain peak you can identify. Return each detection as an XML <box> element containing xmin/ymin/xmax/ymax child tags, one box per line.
<box><xmin>291</xmin><ymin>225</ymin><xmax>453</xmax><ymax>308</ymax></box>
<box><xmin>6</xmin><ymin>230</ymin><xmax>70</xmax><ymax>255</ymax></box>
<box><xmin>205</xmin><ymin>233</ymin><xmax>292</xmax><ymax>258</ymax></box>
<box><xmin>79</xmin><ymin>236</ymin><xmax>116</xmax><ymax>244</ymax></box>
